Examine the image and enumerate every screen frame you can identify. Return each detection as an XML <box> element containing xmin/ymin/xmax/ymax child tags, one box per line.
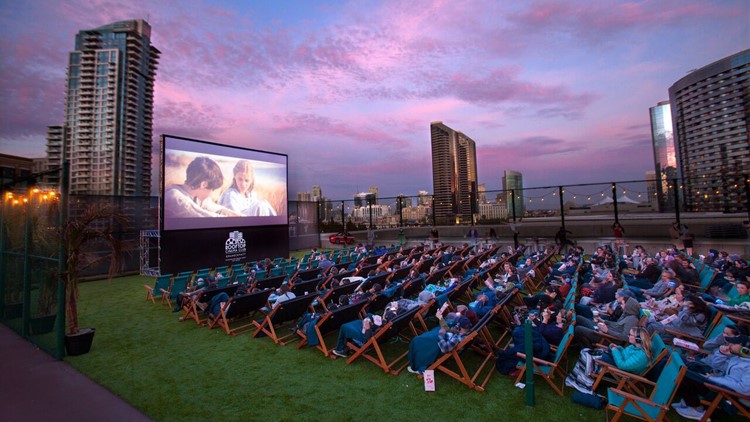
<box><xmin>160</xmin><ymin>134</ymin><xmax>289</xmax><ymax>231</ymax></box>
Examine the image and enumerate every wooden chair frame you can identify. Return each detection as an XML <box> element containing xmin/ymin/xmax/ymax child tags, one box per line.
<box><xmin>515</xmin><ymin>325</ymin><xmax>575</xmax><ymax>396</ymax></box>
<box><xmin>207</xmin><ymin>289</ymin><xmax>273</xmax><ymax>335</ymax></box>
<box><xmin>252</xmin><ymin>293</ymin><xmax>319</xmax><ymax>344</ymax></box>
<box><xmin>296</xmin><ymin>300</ymin><xmax>369</xmax><ymax>356</ymax></box>
<box><xmin>605</xmin><ymin>353</ymin><xmax>687</xmax><ymax>422</ymax></box>
<box><xmin>346</xmin><ymin>305</ymin><xmax>422</xmax><ymax>373</ymax></box>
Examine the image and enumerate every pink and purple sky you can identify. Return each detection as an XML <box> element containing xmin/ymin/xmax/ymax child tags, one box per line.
<box><xmin>0</xmin><ymin>0</ymin><xmax>747</xmax><ymax>200</ymax></box>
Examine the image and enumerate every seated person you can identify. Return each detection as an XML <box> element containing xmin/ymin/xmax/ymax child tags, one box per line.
<box><xmin>406</xmin><ymin>305</ymin><xmax>472</xmax><ymax>374</ymax></box>
<box><xmin>624</xmin><ymin>256</ymin><xmax>662</xmax><ymax>289</ymax></box>
<box><xmin>330</xmin><ymin>306</ymin><xmax>399</xmax><ymax>357</ymax></box>
<box><xmin>574</xmin><ymin>290</ymin><xmax>641</xmax><ymax>349</ymax></box>
<box><xmin>566</xmin><ymin>327</ymin><xmax>652</xmax><ymax>394</ymax></box>
<box><xmin>495</xmin><ymin>307</ymin><xmax>566</xmax><ymax>375</ymax></box>
<box><xmin>645</xmin><ymin>294</ymin><xmax>709</xmax><ymax>344</ymax></box>
<box><xmin>626</xmin><ymin>270</ymin><xmax>676</xmax><ymax>302</ymax></box>
<box><xmin>523</xmin><ymin>285</ymin><xmax>561</xmax><ymax>310</ymax></box>
<box><xmin>672</xmin><ymin>340</ymin><xmax>750</xmax><ymax>420</ymax></box>
<box><xmin>641</xmin><ymin>283</ymin><xmax>687</xmax><ymax>319</ymax></box>
<box><xmin>702</xmin><ymin>324</ymin><xmax>746</xmax><ymax>352</ymax></box>
<box><xmin>270</xmin><ymin>284</ymin><xmax>296</xmax><ymax>310</ymax></box>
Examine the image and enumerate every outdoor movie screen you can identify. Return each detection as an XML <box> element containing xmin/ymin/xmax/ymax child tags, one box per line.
<box><xmin>161</xmin><ymin>135</ymin><xmax>288</xmax><ymax>231</ymax></box>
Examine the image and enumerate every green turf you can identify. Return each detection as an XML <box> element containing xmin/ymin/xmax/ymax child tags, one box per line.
<box><xmin>66</xmin><ymin>274</ymin><xmax>606</xmax><ymax>421</ymax></box>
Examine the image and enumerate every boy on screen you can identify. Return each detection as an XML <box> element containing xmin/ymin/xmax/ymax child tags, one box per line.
<box><xmin>164</xmin><ymin>156</ymin><xmax>239</xmax><ymax>218</ymax></box>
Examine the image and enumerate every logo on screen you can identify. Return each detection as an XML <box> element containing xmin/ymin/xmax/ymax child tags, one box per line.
<box><xmin>225</xmin><ymin>231</ymin><xmax>247</xmax><ymax>261</ymax></box>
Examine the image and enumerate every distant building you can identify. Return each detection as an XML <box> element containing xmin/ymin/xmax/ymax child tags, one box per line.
<box><xmin>368</xmin><ymin>186</ymin><xmax>379</xmax><ymax>205</ymax></box>
<box><xmin>353</xmin><ymin>192</ymin><xmax>376</xmax><ymax>208</ymax></box>
<box><xmin>649</xmin><ymin>101</ymin><xmax>676</xmax><ymax>211</ymax></box>
<box><xmin>502</xmin><ymin>170</ymin><xmax>524</xmax><ymax>219</ymax></box>
<box><xmin>478</xmin><ymin>202</ymin><xmax>508</xmax><ymax>222</ymax></box>
<box><xmin>669</xmin><ymin>49</ymin><xmax>749</xmax><ymax>212</ymax></box>
<box><xmin>430</xmin><ymin>121</ymin><xmax>478</xmax><ymax>224</ymax></box>
<box><xmin>297</xmin><ymin>192</ymin><xmax>312</xmax><ymax>202</ymax></box>
<box><xmin>478</xmin><ymin>183</ymin><xmax>487</xmax><ymax>204</ymax></box>
<box><xmin>311</xmin><ymin>185</ymin><xmax>322</xmax><ymax>201</ymax></box>
<box><xmin>397</xmin><ymin>194</ymin><xmax>412</xmax><ymax>208</ymax></box>
<box><xmin>0</xmin><ymin>153</ymin><xmax>34</xmax><ymax>190</ymax></box>
<box><xmin>417</xmin><ymin>190</ymin><xmax>431</xmax><ymax>206</ymax></box>
<box><xmin>48</xmin><ymin>19</ymin><xmax>160</xmax><ymax>196</ymax></box>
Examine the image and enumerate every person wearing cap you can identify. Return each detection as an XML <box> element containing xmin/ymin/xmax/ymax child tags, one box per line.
<box><xmin>672</xmin><ymin>340</ymin><xmax>750</xmax><ymax>420</ymax></box>
<box><xmin>574</xmin><ymin>291</ymin><xmax>641</xmax><ymax>349</ymax></box>
<box><xmin>406</xmin><ymin>306</ymin><xmax>471</xmax><ymax>374</ymax></box>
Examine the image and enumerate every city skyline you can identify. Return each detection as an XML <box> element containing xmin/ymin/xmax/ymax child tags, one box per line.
<box><xmin>1</xmin><ymin>1</ymin><xmax>747</xmax><ymax>200</ymax></box>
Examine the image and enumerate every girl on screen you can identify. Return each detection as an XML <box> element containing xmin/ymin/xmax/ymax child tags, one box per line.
<box><xmin>164</xmin><ymin>156</ymin><xmax>240</xmax><ymax>218</ymax></box>
<box><xmin>219</xmin><ymin>160</ymin><xmax>277</xmax><ymax>216</ymax></box>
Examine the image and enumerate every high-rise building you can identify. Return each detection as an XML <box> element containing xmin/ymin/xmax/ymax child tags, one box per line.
<box><xmin>417</xmin><ymin>190</ymin><xmax>431</xmax><ymax>206</ymax></box>
<box><xmin>297</xmin><ymin>192</ymin><xmax>312</xmax><ymax>202</ymax></box>
<box><xmin>49</xmin><ymin>19</ymin><xmax>160</xmax><ymax>196</ymax></box>
<box><xmin>477</xmin><ymin>183</ymin><xmax>487</xmax><ymax>204</ymax></box>
<box><xmin>502</xmin><ymin>170</ymin><xmax>524</xmax><ymax>219</ymax></box>
<box><xmin>668</xmin><ymin>49</ymin><xmax>749</xmax><ymax>212</ymax></box>
<box><xmin>353</xmin><ymin>192</ymin><xmax>376</xmax><ymax>207</ymax></box>
<box><xmin>311</xmin><ymin>185</ymin><xmax>322</xmax><ymax>201</ymax></box>
<box><xmin>645</xmin><ymin>171</ymin><xmax>658</xmax><ymax>205</ymax></box>
<box><xmin>430</xmin><ymin>121</ymin><xmax>478</xmax><ymax>224</ymax></box>
<box><xmin>649</xmin><ymin>101</ymin><xmax>677</xmax><ymax>211</ymax></box>
<box><xmin>368</xmin><ymin>186</ymin><xmax>379</xmax><ymax>205</ymax></box>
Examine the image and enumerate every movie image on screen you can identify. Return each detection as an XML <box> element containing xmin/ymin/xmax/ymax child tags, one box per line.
<box><xmin>161</xmin><ymin>135</ymin><xmax>288</xmax><ymax>231</ymax></box>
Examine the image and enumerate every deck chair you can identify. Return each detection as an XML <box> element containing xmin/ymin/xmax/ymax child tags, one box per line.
<box><xmin>144</xmin><ymin>274</ymin><xmax>172</xmax><ymax>304</ymax></box>
<box><xmin>207</xmin><ymin>289</ymin><xmax>273</xmax><ymax>335</ymax></box>
<box><xmin>295</xmin><ymin>267</ymin><xmax>322</xmax><ymax>281</ymax></box>
<box><xmin>296</xmin><ymin>300</ymin><xmax>369</xmax><ymax>356</ymax></box>
<box><xmin>250</xmin><ymin>274</ymin><xmax>286</xmax><ymax>291</ymax></box>
<box><xmin>400</xmin><ymin>277</ymin><xmax>425</xmax><ymax>300</ymax></box>
<box><xmin>160</xmin><ymin>275</ymin><xmax>190</xmax><ymax>307</ymax></box>
<box><xmin>346</xmin><ymin>304</ymin><xmax>422</xmax><ymax>372</ymax></box>
<box><xmin>665</xmin><ymin>309</ymin><xmax>723</xmax><ymax>347</ymax></box>
<box><xmin>252</xmin><ymin>293</ymin><xmax>319</xmax><ymax>345</ymax></box>
<box><xmin>515</xmin><ymin>325</ymin><xmax>575</xmax><ymax>396</ymax></box>
<box><xmin>605</xmin><ymin>352</ymin><xmax>687</xmax><ymax>422</ymax></box>
<box><xmin>290</xmin><ymin>277</ymin><xmax>321</xmax><ymax>296</ymax></box>
<box><xmin>700</xmin><ymin>382</ymin><xmax>750</xmax><ymax>422</ymax></box>
<box><xmin>317</xmin><ymin>281</ymin><xmax>360</xmax><ymax>312</ymax></box>
<box><xmin>364</xmin><ymin>292</ymin><xmax>393</xmax><ymax>315</ymax></box>
<box><xmin>592</xmin><ymin>333</ymin><xmax>668</xmax><ymax>394</ymax></box>
<box><xmin>179</xmin><ymin>284</ymin><xmax>240</xmax><ymax>325</ymax></box>
<box><xmin>421</xmin><ymin>310</ymin><xmax>498</xmax><ymax>391</ymax></box>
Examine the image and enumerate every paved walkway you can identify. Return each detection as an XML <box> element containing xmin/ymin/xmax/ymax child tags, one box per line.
<box><xmin>0</xmin><ymin>324</ymin><xmax>151</xmax><ymax>421</ymax></box>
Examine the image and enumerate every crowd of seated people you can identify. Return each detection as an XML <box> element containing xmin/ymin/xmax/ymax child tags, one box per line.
<box><xmin>151</xmin><ymin>233</ymin><xmax>750</xmax><ymax>420</ymax></box>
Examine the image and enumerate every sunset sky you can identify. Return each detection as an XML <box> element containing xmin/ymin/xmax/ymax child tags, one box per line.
<box><xmin>0</xmin><ymin>0</ymin><xmax>747</xmax><ymax>200</ymax></box>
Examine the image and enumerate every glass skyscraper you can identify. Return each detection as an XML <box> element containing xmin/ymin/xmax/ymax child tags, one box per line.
<box><xmin>502</xmin><ymin>170</ymin><xmax>524</xmax><ymax>219</ymax></box>
<box><xmin>668</xmin><ymin>49</ymin><xmax>749</xmax><ymax>213</ymax></box>
<box><xmin>649</xmin><ymin>101</ymin><xmax>676</xmax><ymax>211</ymax></box>
<box><xmin>49</xmin><ymin>19</ymin><xmax>160</xmax><ymax>196</ymax></box>
<box><xmin>430</xmin><ymin>121</ymin><xmax>478</xmax><ymax>224</ymax></box>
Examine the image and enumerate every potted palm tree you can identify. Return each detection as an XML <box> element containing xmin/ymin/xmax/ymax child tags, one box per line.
<box><xmin>63</xmin><ymin>203</ymin><xmax>128</xmax><ymax>356</ymax></box>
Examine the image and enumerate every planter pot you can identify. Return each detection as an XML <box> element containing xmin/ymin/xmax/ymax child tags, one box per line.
<box><xmin>65</xmin><ymin>327</ymin><xmax>96</xmax><ymax>356</ymax></box>
<box><xmin>3</xmin><ymin>303</ymin><xmax>23</xmax><ymax>319</ymax></box>
<box><xmin>30</xmin><ymin>314</ymin><xmax>57</xmax><ymax>335</ymax></box>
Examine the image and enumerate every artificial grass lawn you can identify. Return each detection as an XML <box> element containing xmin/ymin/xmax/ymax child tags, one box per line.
<box><xmin>67</xmin><ymin>275</ymin><xmax>604</xmax><ymax>422</ymax></box>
